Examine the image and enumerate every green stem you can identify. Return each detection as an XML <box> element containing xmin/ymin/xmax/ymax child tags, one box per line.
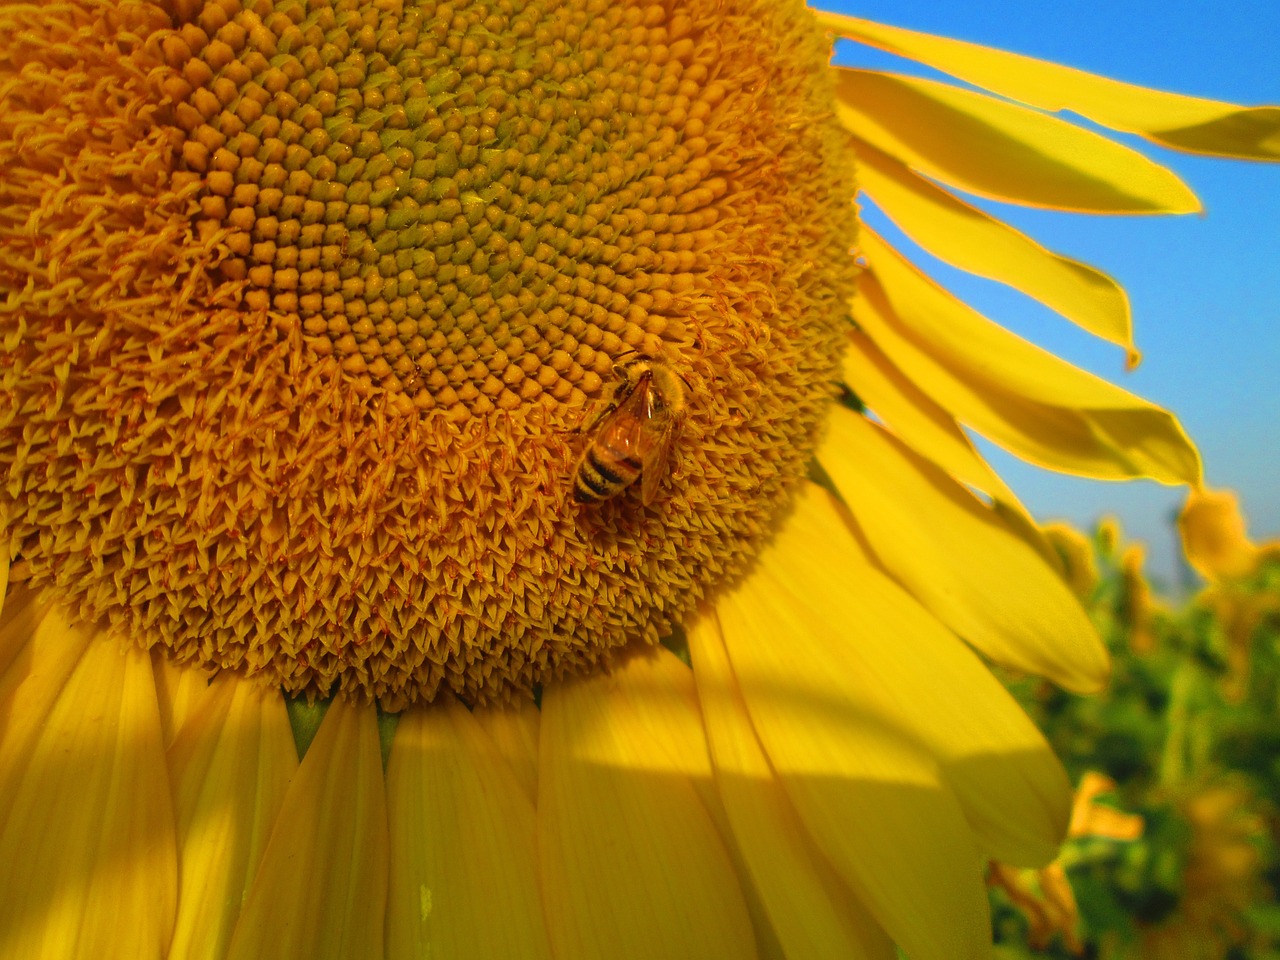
<box><xmin>1158</xmin><ymin>658</ymin><xmax>1197</xmax><ymax>788</ymax></box>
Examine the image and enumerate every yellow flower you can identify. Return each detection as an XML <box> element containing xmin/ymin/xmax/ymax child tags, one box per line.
<box><xmin>1180</xmin><ymin>488</ymin><xmax>1280</xmax><ymax>700</ymax></box>
<box><xmin>1120</xmin><ymin>542</ymin><xmax>1160</xmax><ymax>655</ymax></box>
<box><xmin>1180</xmin><ymin>487</ymin><xmax>1263</xmax><ymax>582</ymax></box>
<box><xmin>1</xmin><ymin>2</ymin><xmax>1277</xmax><ymax>958</ymax></box>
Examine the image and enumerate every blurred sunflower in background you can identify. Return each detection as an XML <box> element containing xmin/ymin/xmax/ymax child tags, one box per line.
<box><xmin>1180</xmin><ymin>490</ymin><xmax>1280</xmax><ymax>703</ymax></box>
<box><xmin>990</xmin><ymin>507</ymin><xmax>1280</xmax><ymax>960</ymax></box>
<box><xmin>1138</xmin><ymin>778</ymin><xmax>1270</xmax><ymax>960</ymax></box>
<box><xmin>2</xmin><ymin>1</ymin><xmax>1277</xmax><ymax>957</ymax></box>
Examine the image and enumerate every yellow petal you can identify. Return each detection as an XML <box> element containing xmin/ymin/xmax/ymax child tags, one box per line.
<box><xmin>817</xmin><ymin>12</ymin><xmax>1280</xmax><ymax>160</ymax></box>
<box><xmin>151</xmin><ymin>649</ymin><xmax>221</xmax><ymax>749</ymax></box>
<box><xmin>835</xmin><ymin>68</ymin><xmax>1200</xmax><ymax>214</ymax></box>
<box><xmin>470</xmin><ymin>698</ymin><xmax>541</xmax><ymax>801</ymax></box>
<box><xmin>713</xmin><ymin>529</ymin><xmax>990</xmax><ymax>959</ymax></box>
<box><xmin>386</xmin><ymin>697</ymin><xmax>553</xmax><ymax>960</ymax></box>
<box><xmin>853</xmin><ymin>138</ymin><xmax>1134</xmax><ymax>351</ymax></box>
<box><xmin>0</xmin><ymin>580</ymin><xmax>49</xmax><ymax>682</ymax></box>
<box><xmin>0</xmin><ymin>635</ymin><xmax>176</xmax><ymax>959</ymax></box>
<box><xmin>687</xmin><ymin>610</ymin><xmax>895</xmax><ymax>960</ymax></box>
<box><xmin>730</xmin><ymin>484</ymin><xmax>1071</xmax><ymax>868</ymax></box>
<box><xmin>1071</xmin><ymin>777</ymin><xmax>1145</xmax><ymax>843</ymax></box>
<box><xmin>538</xmin><ymin>655</ymin><xmax>757</xmax><ymax>960</ymax></box>
<box><xmin>226</xmin><ymin>698</ymin><xmax>388</xmax><ymax>960</ymax></box>
<box><xmin>166</xmin><ymin>676</ymin><xmax>299</xmax><ymax>960</ymax></box>
<box><xmin>1041</xmin><ymin>522</ymin><xmax>1102</xmax><ymax>601</ymax></box>
<box><xmin>857</xmin><ymin>228</ymin><xmax>1202</xmax><ymax>485</ymax></box>
<box><xmin>1178</xmin><ymin>487</ymin><xmax>1260</xmax><ymax>580</ymax></box>
<box><xmin>0</xmin><ymin>601</ymin><xmax>92</xmax><ymax>828</ymax></box>
<box><xmin>605</xmin><ymin>647</ymin><xmax>792</xmax><ymax>960</ymax></box>
<box><xmin>602</xmin><ymin>644</ymin><xmax>716</xmax><ymax>785</ymax></box>
<box><xmin>821</xmin><ymin>408</ymin><xmax>1109</xmax><ymax>694</ymax></box>
<box><xmin>843</xmin><ymin>327</ymin><xmax>1018</xmax><ymax>505</ymax></box>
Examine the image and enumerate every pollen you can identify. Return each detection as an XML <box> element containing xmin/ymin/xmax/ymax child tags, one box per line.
<box><xmin>0</xmin><ymin>0</ymin><xmax>857</xmax><ymax>706</ymax></box>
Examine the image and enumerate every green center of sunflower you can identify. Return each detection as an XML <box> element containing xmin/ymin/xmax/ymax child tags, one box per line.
<box><xmin>0</xmin><ymin>0</ymin><xmax>856</xmax><ymax>707</ymax></box>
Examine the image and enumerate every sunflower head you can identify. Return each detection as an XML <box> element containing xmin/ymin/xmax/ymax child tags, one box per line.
<box><xmin>0</xmin><ymin>0</ymin><xmax>856</xmax><ymax>707</ymax></box>
<box><xmin>1179</xmin><ymin>488</ymin><xmax>1261</xmax><ymax>582</ymax></box>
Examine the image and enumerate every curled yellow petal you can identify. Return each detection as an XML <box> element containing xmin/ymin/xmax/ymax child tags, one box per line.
<box><xmin>386</xmin><ymin>697</ymin><xmax>552</xmax><ymax>960</ymax></box>
<box><xmin>1178</xmin><ymin>488</ymin><xmax>1261</xmax><ymax>580</ymax></box>
<box><xmin>820</xmin><ymin>408</ymin><xmax>1108</xmax><ymax>693</ymax></box>
<box><xmin>988</xmin><ymin>860</ymin><xmax>1083</xmax><ymax>954</ymax></box>
<box><xmin>857</xmin><ymin>227</ymin><xmax>1202</xmax><ymax>485</ymax></box>
<box><xmin>0</xmin><ymin>633</ymin><xmax>176</xmax><ymax>959</ymax></box>
<box><xmin>843</xmin><ymin>327</ymin><xmax>1018</xmax><ymax>505</ymax></box>
<box><xmin>538</xmin><ymin>654</ymin><xmax>757</xmax><ymax>960</ymax></box>
<box><xmin>853</xmin><ymin>138</ymin><xmax>1134</xmax><ymax>351</ymax></box>
<box><xmin>226</xmin><ymin>698</ymin><xmax>388</xmax><ymax>960</ymax></box>
<box><xmin>818</xmin><ymin>11</ymin><xmax>1280</xmax><ymax>160</ymax></box>
<box><xmin>687</xmin><ymin>610</ymin><xmax>895</xmax><ymax>960</ymax></box>
<box><xmin>1069</xmin><ymin>772</ymin><xmax>1145</xmax><ymax>842</ymax></box>
<box><xmin>166</xmin><ymin>676</ymin><xmax>299</xmax><ymax>960</ymax></box>
<box><xmin>835</xmin><ymin>68</ymin><xmax>1200</xmax><ymax>213</ymax></box>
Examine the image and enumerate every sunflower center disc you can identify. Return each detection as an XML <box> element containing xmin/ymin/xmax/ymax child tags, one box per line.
<box><xmin>0</xmin><ymin>0</ymin><xmax>856</xmax><ymax>706</ymax></box>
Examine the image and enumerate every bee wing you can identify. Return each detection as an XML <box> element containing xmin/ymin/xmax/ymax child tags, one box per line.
<box><xmin>639</xmin><ymin>419</ymin><xmax>676</xmax><ymax>507</ymax></box>
<box><xmin>593</xmin><ymin>380</ymin><xmax>651</xmax><ymax>459</ymax></box>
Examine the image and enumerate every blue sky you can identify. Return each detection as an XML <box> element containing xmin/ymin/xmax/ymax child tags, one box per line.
<box><xmin>822</xmin><ymin>0</ymin><xmax>1280</xmax><ymax>586</ymax></box>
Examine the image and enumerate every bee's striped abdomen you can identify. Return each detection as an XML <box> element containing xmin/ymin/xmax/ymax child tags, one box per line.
<box><xmin>573</xmin><ymin>444</ymin><xmax>642</xmax><ymax>503</ymax></box>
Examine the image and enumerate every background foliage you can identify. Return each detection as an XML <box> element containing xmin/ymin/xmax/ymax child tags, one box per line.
<box><xmin>990</xmin><ymin>520</ymin><xmax>1280</xmax><ymax>960</ymax></box>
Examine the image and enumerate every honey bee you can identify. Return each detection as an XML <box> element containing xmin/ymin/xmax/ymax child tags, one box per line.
<box><xmin>573</xmin><ymin>356</ymin><xmax>688</xmax><ymax>506</ymax></box>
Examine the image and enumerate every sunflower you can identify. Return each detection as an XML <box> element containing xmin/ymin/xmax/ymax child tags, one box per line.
<box><xmin>1</xmin><ymin>2</ymin><xmax>1277</xmax><ymax>957</ymax></box>
<box><xmin>1180</xmin><ymin>487</ymin><xmax>1270</xmax><ymax>583</ymax></box>
<box><xmin>1179</xmin><ymin>489</ymin><xmax>1280</xmax><ymax>702</ymax></box>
